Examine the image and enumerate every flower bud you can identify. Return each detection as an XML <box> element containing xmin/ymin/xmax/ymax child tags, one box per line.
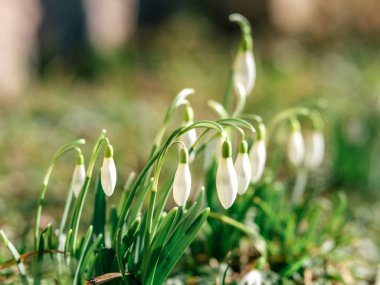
<box><xmin>287</xmin><ymin>130</ymin><xmax>305</xmax><ymax>167</ymax></box>
<box><xmin>173</xmin><ymin>147</ymin><xmax>191</xmax><ymax>206</ymax></box>
<box><xmin>216</xmin><ymin>140</ymin><xmax>238</xmax><ymax>209</ymax></box>
<box><xmin>101</xmin><ymin>144</ymin><xmax>117</xmax><ymax>197</ymax></box>
<box><xmin>233</xmin><ymin>50</ymin><xmax>256</xmax><ymax>96</ymax></box>
<box><xmin>235</xmin><ymin>140</ymin><xmax>251</xmax><ymax>195</ymax></box>
<box><xmin>239</xmin><ymin>269</ymin><xmax>262</xmax><ymax>285</ymax></box>
<box><xmin>249</xmin><ymin>139</ymin><xmax>266</xmax><ymax>183</ymax></box>
<box><xmin>304</xmin><ymin>131</ymin><xmax>324</xmax><ymax>169</ymax></box>
<box><xmin>72</xmin><ymin>153</ymin><xmax>86</xmax><ymax>198</ymax></box>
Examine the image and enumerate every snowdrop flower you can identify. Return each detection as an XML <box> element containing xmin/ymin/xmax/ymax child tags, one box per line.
<box><xmin>287</xmin><ymin>129</ymin><xmax>305</xmax><ymax>167</ymax></box>
<box><xmin>72</xmin><ymin>153</ymin><xmax>86</xmax><ymax>198</ymax></box>
<box><xmin>101</xmin><ymin>144</ymin><xmax>117</xmax><ymax>197</ymax></box>
<box><xmin>249</xmin><ymin>139</ymin><xmax>266</xmax><ymax>183</ymax></box>
<box><xmin>173</xmin><ymin>147</ymin><xmax>191</xmax><ymax>206</ymax></box>
<box><xmin>216</xmin><ymin>139</ymin><xmax>238</xmax><ymax>209</ymax></box>
<box><xmin>304</xmin><ymin>130</ymin><xmax>324</xmax><ymax>169</ymax></box>
<box><xmin>233</xmin><ymin>49</ymin><xmax>256</xmax><ymax>96</ymax></box>
<box><xmin>230</xmin><ymin>13</ymin><xmax>256</xmax><ymax>96</ymax></box>
<box><xmin>235</xmin><ymin>140</ymin><xmax>251</xmax><ymax>195</ymax></box>
<box><xmin>239</xmin><ymin>269</ymin><xmax>262</xmax><ymax>285</ymax></box>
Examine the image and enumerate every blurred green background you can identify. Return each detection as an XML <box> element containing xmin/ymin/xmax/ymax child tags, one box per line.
<box><xmin>0</xmin><ymin>0</ymin><xmax>379</xmax><ymax>255</ymax></box>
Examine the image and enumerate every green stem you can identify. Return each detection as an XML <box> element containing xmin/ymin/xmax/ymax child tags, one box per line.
<box><xmin>232</xmin><ymin>87</ymin><xmax>247</xmax><ymax>117</ymax></box>
<box><xmin>152</xmin><ymin>88</ymin><xmax>194</xmax><ymax>149</ymax></box>
<box><xmin>58</xmin><ymin>182</ymin><xmax>74</xmax><ymax>250</ymax></box>
<box><xmin>33</xmin><ymin>139</ymin><xmax>85</xmax><ymax>251</ymax></box>
<box><xmin>239</xmin><ymin>114</ymin><xmax>266</xmax><ymax>140</ymax></box>
<box><xmin>70</xmin><ymin>131</ymin><xmax>108</xmax><ymax>254</ymax></box>
<box><xmin>69</xmin><ymin>177</ymin><xmax>91</xmax><ymax>255</ymax></box>
<box><xmin>223</xmin><ymin>69</ymin><xmax>234</xmax><ymax>114</ymax></box>
<box><xmin>267</xmin><ymin>107</ymin><xmax>311</xmax><ymax>141</ymax></box>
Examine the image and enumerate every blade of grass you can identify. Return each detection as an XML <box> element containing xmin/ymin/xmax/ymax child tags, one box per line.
<box><xmin>0</xmin><ymin>230</ymin><xmax>28</xmax><ymax>285</ymax></box>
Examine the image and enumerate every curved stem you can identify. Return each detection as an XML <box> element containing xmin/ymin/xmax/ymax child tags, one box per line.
<box><xmin>33</xmin><ymin>139</ymin><xmax>85</xmax><ymax>250</ymax></box>
<box><xmin>69</xmin><ymin>131</ymin><xmax>109</xmax><ymax>254</ymax></box>
<box><xmin>217</xmin><ymin>118</ymin><xmax>256</xmax><ymax>136</ymax></box>
<box><xmin>152</xmin><ymin>88</ymin><xmax>194</xmax><ymax>149</ymax></box>
<box><xmin>116</xmin><ymin>121</ymin><xmax>225</xmax><ymax>239</ymax></box>
<box><xmin>239</xmin><ymin>114</ymin><xmax>266</xmax><ymax>140</ymax></box>
<box><xmin>267</xmin><ymin>107</ymin><xmax>311</xmax><ymax>140</ymax></box>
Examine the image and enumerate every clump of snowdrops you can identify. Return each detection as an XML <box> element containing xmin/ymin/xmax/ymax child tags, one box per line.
<box><xmin>0</xmin><ymin>14</ymin><xmax>359</xmax><ymax>285</ymax></box>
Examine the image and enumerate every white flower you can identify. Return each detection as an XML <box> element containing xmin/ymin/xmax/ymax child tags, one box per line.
<box><xmin>72</xmin><ymin>161</ymin><xmax>86</xmax><ymax>198</ymax></box>
<box><xmin>173</xmin><ymin>147</ymin><xmax>191</xmax><ymax>206</ymax></box>
<box><xmin>216</xmin><ymin>140</ymin><xmax>238</xmax><ymax>209</ymax></box>
<box><xmin>101</xmin><ymin>144</ymin><xmax>117</xmax><ymax>197</ymax></box>
<box><xmin>304</xmin><ymin>131</ymin><xmax>324</xmax><ymax>169</ymax></box>
<box><xmin>249</xmin><ymin>139</ymin><xmax>266</xmax><ymax>183</ymax></box>
<box><xmin>181</xmin><ymin>128</ymin><xmax>197</xmax><ymax>149</ymax></box>
<box><xmin>235</xmin><ymin>140</ymin><xmax>251</xmax><ymax>195</ymax></box>
<box><xmin>239</xmin><ymin>270</ymin><xmax>262</xmax><ymax>285</ymax></box>
<box><xmin>233</xmin><ymin>50</ymin><xmax>256</xmax><ymax>96</ymax></box>
<box><xmin>287</xmin><ymin>130</ymin><xmax>305</xmax><ymax>167</ymax></box>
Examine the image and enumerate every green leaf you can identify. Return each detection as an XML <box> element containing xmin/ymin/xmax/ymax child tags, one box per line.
<box><xmin>109</xmin><ymin>206</ymin><xmax>118</xmax><ymax>244</ymax></box>
<box><xmin>73</xmin><ymin>226</ymin><xmax>93</xmax><ymax>284</ymax></box>
<box><xmin>116</xmin><ymin>228</ymin><xmax>127</xmax><ymax>282</ymax></box>
<box><xmin>0</xmin><ymin>230</ymin><xmax>28</xmax><ymax>285</ymax></box>
<box><xmin>143</xmin><ymin>207</ymin><xmax>178</xmax><ymax>283</ymax></box>
<box><xmin>153</xmin><ymin>208</ymin><xmax>210</xmax><ymax>285</ymax></box>
<box><xmin>92</xmin><ymin>175</ymin><xmax>106</xmax><ymax>243</ymax></box>
<box><xmin>79</xmin><ymin>234</ymin><xmax>103</xmax><ymax>281</ymax></box>
<box><xmin>122</xmin><ymin>218</ymin><xmax>141</xmax><ymax>252</ymax></box>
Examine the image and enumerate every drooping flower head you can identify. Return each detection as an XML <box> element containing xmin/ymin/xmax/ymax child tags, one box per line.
<box><xmin>287</xmin><ymin>119</ymin><xmax>305</xmax><ymax>167</ymax></box>
<box><xmin>101</xmin><ymin>144</ymin><xmax>117</xmax><ymax>197</ymax></box>
<box><xmin>249</xmin><ymin>139</ymin><xmax>266</xmax><ymax>183</ymax></box>
<box><xmin>173</xmin><ymin>147</ymin><xmax>192</xmax><ymax>206</ymax></box>
<box><xmin>304</xmin><ymin>130</ymin><xmax>324</xmax><ymax>169</ymax></box>
<box><xmin>216</xmin><ymin>139</ymin><xmax>238</xmax><ymax>209</ymax></box>
<box><xmin>235</xmin><ymin>140</ymin><xmax>251</xmax><ymax>195</ymax></box>
<box><xmin>230</xmin><ymin>13</ymin><xmax>256</xmax><ymax>96</ymax></box>
<box><xmin>72</xmin><ymin>153</ymin><xmax>86</xmax><ymax>198</ymax></box>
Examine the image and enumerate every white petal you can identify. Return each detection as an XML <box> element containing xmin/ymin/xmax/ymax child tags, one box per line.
<box><xmin>304</xmin><ymin>131</ymin><xmax>324</xmax><ymax>169</ymax></box>
<box><xmin>101</xmin><ymin>157</ymin><xmax>117</xmax><ymax>197</ymax></box>
<box><xmin>181</xmin><ymin>128</ymin><xmax>197</xmax><ymax>149</ymax></box>
<box><xmin>235</xmin><ymin>153</ymin><xmax>251</xmax><ymax>195</ymax></box>
<box><xmin>249</xmin><ymin>140</ymin><xmax>266</xmax><ymax>183</ymax></box>
<box><xmin>216</xmin><ymin>157</ymin><xmax>238</xmax><ymax>209</ymax></box>
<box><xmin>173</xmin><ymin>163</ymin><xmax>191</xmax><ymax>206</ymax></box>
<box><xmin>239</xmin><ymin>270</ymin><xmax>262</xmax><ymax>285</ymax></box>
<box><xmin>233</xmin><ymin>50</ymin><xmax>256</xmax><ymax>96</ymax></box>
<box><xmin>287</xmin><ymin>131</ymin><xmax>305</xmax><ymax>167</ymax></box>
<box><xmin>72</xmin><ymin>164</ymin><xmax>86</xmax><ymax>198</ymax></box>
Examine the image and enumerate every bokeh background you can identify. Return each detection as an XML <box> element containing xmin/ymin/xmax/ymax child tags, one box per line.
<box><xmin>0</xmin><ymin>0</ymin><xmax>379</xmax><ymax>259</ymax></box>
